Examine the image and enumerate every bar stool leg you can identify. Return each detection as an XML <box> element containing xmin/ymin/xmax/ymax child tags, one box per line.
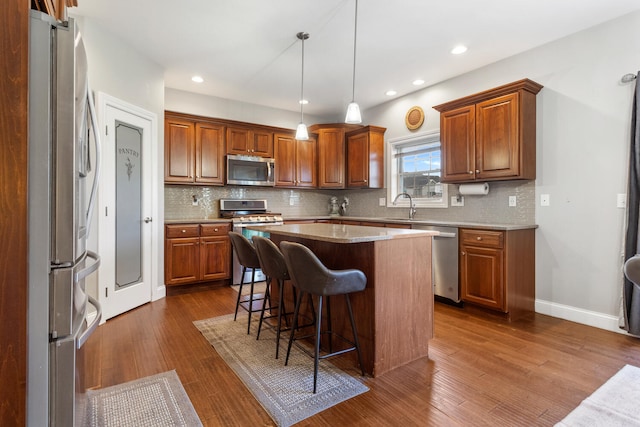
<box><xmin>247</xmin><ymin>268</ymin><xmax>256</xmax><ymax>334</ymax></box>
<box><xmin>313</xmin><ymin>295</ymin><xmax>324</xmax><ymax>394</ymax></box>
<box><xmin>345</xmin><ymin>294</ymin><xmax>365</xmax><ymax>376</ymax></box>
<box><xmin>275</xmin><ymin>278</ymin><xmax>285</xmax><ymax>358</ymax></box>
<box><xmin>234</xmin><ymin>266</ymin><xmax>247</xmax><ymax>321</ymax></box>
<box><xmin>326</xmin><ymin>296</ymin><xmax>333</xmax><ymax>354</ymax></box>
<box><xmin>285</xmin><ymin>291</ymin><xmax>304</xmax><ymax>366</ymax></box>
<box><xmin>256</xmin><ymin>276</ymin><xmax>272</xmax><ymax>340</ymax></box>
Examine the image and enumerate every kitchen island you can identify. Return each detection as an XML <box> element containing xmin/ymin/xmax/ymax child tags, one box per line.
<box><xmin>249</xmin><ymin>223</ymin><xmax>437</xmax><ymax>377</ymax></box>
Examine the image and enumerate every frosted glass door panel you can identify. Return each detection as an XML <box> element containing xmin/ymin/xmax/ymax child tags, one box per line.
<box><xmin>115</xmin><ymin>121</ymin><xmax>142</xmax><ymax>289</ymax></box>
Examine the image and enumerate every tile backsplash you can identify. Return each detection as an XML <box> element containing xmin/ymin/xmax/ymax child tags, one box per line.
<box><xmin>165</xmin><ymin>180</ymin><xmax>535</xmax><ymax>225</ymax></box>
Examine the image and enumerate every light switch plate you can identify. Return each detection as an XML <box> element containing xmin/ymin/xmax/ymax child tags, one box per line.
<box><xmin>379</xmin><ymin>197</ymin><xmax>386</xmax><ymax>206</ymax></box>
<box><xmin>541</xmin><ymin>194</ymin><xmax>550</xmax><ymax>206</ymax></box>
<box><xmin>617</xmin><ymin>193</ymin><xmax>627</xmax><ymax>208</ymax></box>
<box><xmin>509</xmin><ymin>196</ymin><xmax>517</xmax><ymax>207</ymax></box>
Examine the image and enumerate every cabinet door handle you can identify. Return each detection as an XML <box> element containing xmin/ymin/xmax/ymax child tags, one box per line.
<box><xmin>476</xmin><ymin>236</ymin><xmax>482</xmax><ymax>241</ymax></box>
<box><xmin>214</xmin><ymin>228</ymin><xmax>219</xmax><ymax>232</ymax></box>
<box><xmin>476</xmin><ymin>169</ymin><xmax>480</xmax><ymax>173</ymax></box>
<box><xmin>468</xmin><ymin>171</ymin><xmax>473</xmax><ymax>174</ymax></box>
<box><xmin>364</xmin><ymin>179</ymin><xmax>367</xmax><ymax>183</ymax></box>
<box><xmin>144</xmin><ymin>217</ymin><xmax>153</xmax><ymax>223</ymax></box>
<box><xmin>182</xmin><ymin>229</ymin><xmax>186</xmax><ymax>233</ymax></box>
<box><xmin>461</xmin><ymin>251</ymin><xmax>466</xmax><ymax>256</ymax></box>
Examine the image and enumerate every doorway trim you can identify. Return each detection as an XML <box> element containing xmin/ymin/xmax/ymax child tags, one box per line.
<box><xmin>95</xmin><ymin>92</ymin><xmax>163</xmax><ymax>323</ymax></box>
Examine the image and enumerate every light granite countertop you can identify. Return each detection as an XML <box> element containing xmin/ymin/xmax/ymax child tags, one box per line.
<box><xmin>164</xmin><ymin>216</ymin><xmax>537</xmax><ymax>231</ymax></box>
<box><xmin>246</xmin><ymin>223</ymin><xmax>437</xmax><ymax>244</ymax></box>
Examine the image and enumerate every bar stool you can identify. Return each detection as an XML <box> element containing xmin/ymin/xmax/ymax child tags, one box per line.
<box><xmin>252</xmin><ymin>235</ymin><xmax>295</xmax><ymax>359</ymax></box>
<box><xmin>228</xmin><ymin>232</ymin><xmax>264</xmax><ymax>334</ymax></box>
<box><xmin>280</xmin><ymin>241</ymin><xmax>366</xmax><ymax>393</ymax></box>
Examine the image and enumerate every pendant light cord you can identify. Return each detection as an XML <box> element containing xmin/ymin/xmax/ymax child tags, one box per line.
<box><xmin>351</xmin><ymin>0</ymin><xmax>358</xmax><ymax>103</ymax></box>
<box><xmin>300</xmin><ymin>33</ymin><xmax>305</xmax><ymax>121</ymax></box>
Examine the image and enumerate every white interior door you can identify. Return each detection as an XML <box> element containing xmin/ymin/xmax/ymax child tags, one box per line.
<box><xmin>97</xmin><ymin>94</ymin><xmax>156</xmax><ymax>320</ymax></box>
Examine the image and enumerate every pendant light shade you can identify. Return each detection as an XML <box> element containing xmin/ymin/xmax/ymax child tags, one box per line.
<box><xmin>295</xmin><ymin>32</ymin><xmax>309</xmax><ymax>140</ymax></box>
<box><xmin>345</xmin><ymin>0</ymin><xmax>362</xmax><ymax>124</ymax></box>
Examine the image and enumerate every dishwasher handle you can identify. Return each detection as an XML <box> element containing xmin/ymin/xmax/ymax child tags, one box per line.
<box><xmin>435</xmin><ymin>232</ymin><xmax>457</xmax><ymax>238</ymax></box>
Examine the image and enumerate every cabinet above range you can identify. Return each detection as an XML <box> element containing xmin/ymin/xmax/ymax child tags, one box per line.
<box><xmin>433</xmin><ymin>79</ymin><xmax>543</xmax><ymax>184</ymax></box>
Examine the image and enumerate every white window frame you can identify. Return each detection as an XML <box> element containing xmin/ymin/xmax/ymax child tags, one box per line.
<box><xmin>386</xmin><ymin>130</ymin><xmax>448</xmax><ymax>209</ymax></box>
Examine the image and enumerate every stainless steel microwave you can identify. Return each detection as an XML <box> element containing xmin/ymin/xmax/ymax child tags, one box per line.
<box><xmin>226</xmin><ymin>154</ymin><xmax>275</xmax><ymax>186</ymax></box>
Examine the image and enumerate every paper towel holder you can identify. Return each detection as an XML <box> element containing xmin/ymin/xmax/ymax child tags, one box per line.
<box><xmin>458</xmin><ymin>182</ymin><xmax>490</xmax><ymax>196</ymax></box>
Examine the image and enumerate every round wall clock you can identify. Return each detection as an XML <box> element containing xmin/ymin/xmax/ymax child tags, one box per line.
<box><xmin>405</xmin><ymin>106</ymin><xmax>425</xmax><ymax>130</ymax></box>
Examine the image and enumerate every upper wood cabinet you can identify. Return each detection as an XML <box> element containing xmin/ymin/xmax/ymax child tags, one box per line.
<box><xmin>345</xmin><ymin>125</ymin><xmax>386</xmax><ymax>188</ymax></box>
<box><xmin>433</xmin><ymin>79</ymin><xmax>543</xmax><ymax>183</ymax></box>
<box><xmin>309</xmin><ymin>123</ymin><xmax>362</xmax><ymax>189</ymax></box>
<box><xmin>164</xmin><ymin>114</ymin><xmax>225</xmax><ymax>185</ymax></box>
<box><xmin>226</xmin><ymin>126</ymin><xmax>274</xmax><ymax>158</ymax></box>
<box><xmin>274</xmin><ymin>133</ymin><xmax>317</xmax><ymax>188</ymax></box>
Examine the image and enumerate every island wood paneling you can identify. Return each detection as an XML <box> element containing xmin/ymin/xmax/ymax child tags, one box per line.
<box><xmin>0</xmin><ymin>0</ymin><xmax>29</xmax><ymax>425</ymax></box>
<box><xmin>268</xmin><ymin>233</ymin><xmax>433</xmax><ymax>376</ymax></box>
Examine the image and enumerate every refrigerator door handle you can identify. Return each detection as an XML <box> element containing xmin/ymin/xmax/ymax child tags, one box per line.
<box><xmin>77</xmin><ymin>295</ymin><xmax>102</xmax><ymax>349</ymax></box>
<box><xmin>85</xmin><ymin>87</ymin><xmax>102</xmax><ymax>236</ymax></box>
<box><xmin>74</xmin><ymin>250</ymin><xmax>100</xmax><ymax>283</ymax></box>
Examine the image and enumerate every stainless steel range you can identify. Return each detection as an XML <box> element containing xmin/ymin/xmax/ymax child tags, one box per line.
<box><xmin>220</xmin><ymin>199</ymin><xmax>283</xmax><ymax>284</ymax></box>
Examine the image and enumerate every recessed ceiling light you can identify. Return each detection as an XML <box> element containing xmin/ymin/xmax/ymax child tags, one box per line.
<box><xmin>451</xmin><ymin>45</ymin><xmax>468</xmax><ymax>55</ymax></box>
<box><xmin>191</xmin><ymin>75</ymin><xmax>204</xmax><ymax>83</ymax></box>
<box><xmin>299</xmin><ymin>99</ymin><xmax>309</xmax><ymax>105</ymax></box>
<box><xmin>385</xmin><ymin>90</ymin><xmax>397</xmax><ymax>96</ymax></box>
<box><xmin>412</xmin><ymin>79</ymin><xmax>425</xmax><ymax>86</ymax></box>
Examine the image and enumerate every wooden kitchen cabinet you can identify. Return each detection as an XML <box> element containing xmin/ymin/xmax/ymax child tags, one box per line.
<box><xmin>345</xmin><ymin>125</ymin><xmax>386</xmax><ymax>188</ymax></box>
<box><xmin>274</xmin><ymin>133</ymin><xmax>317</xmax><ymax>188</ymax></box>
<box><xmin>165</xmin><ymin>223</ymin><xmax>231</xmax><ymax>286</ymax></box>
<box><xmin>433</xmin><ymin>79</ymin><xmax>543</xmax><ymax>183</ymax></box>
<box><xmin>459</xmin><ymin>228</ymin><xmax>535</xmax><ymax>319</ymax></box>
<box><xmin>309</xmin><ymin>123</ymin><xmax>362</xmax><ymax>189</ymax></box>
<box><xmin>226</xmin><ymin>126</ymin><xmax>274</xmax><ymax>158</ymax></box>
<box><xmin>164</xmin><ymin>114</ymin><xmax>225</xmax><ymax>185</ymax></box>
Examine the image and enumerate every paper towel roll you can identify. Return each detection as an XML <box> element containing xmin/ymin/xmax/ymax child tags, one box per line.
<box><xmin>459</xmin><ymin>182</ymin><xmax>489</xmax><ymax>196</ymax></box>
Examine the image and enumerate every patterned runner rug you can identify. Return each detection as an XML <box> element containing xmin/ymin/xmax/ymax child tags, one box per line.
<box><xmin>85</xmin><ymin>370</ymin><xmax>202</xmax><ymax>427</ymax></box>
<box><xmin>556</xmin><ymin>364</ymin><xmax>640</xmax><ymax>426</ymax></box>
<box><xmin>194</xmin><ymin>313</ymin><xmax>368</xmax><ymax>427</ymax></box>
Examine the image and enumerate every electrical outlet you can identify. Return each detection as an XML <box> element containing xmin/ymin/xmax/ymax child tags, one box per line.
<box><xmin>289</xmin><ymin>197</ymin><xmax>295</xmax><ymax>206</ymax></box>
<box><xmin>379</xmin><ymin>197</ymin><xmax>386</xmax><ymax>206</ymax></box>
<box><xmin>451</xmin><ymin>196</ymin><xmax>464</xmax><ymax>207</ymax></box>
<box><xmin>541</xmin><ymin>194</ymin><xmax>550</xmax><ymax>206</ymax></box>
<box><xmin>509</xmin><ymin>196</ymin><xmax>517</xmax><ymax>207</ymax></box>
<box><xmin>617</xmin><ymin>193</ymin><xmax>627</xmax><ymax>208</ymax></box>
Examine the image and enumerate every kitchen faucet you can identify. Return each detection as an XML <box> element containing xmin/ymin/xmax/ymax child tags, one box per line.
<box><xmin>393</xmin><ymin>192</ymin><xmax>416</xmax><ymax>220</ymax></box>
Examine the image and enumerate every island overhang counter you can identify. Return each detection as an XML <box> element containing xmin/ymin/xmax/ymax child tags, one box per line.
<box><xmin>247</xmin><ymin>223</ymin><xmax>437</xmax><ymax>377</ymax></box>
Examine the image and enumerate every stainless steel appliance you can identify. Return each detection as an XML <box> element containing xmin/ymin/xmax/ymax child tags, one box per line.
<box><xmin>226</xmin><ymin>154</ymin><xmax>275</xmax><ymax>186</ymax></box>
<box><xmin>28</xmin><ymin>11</ymin><xmax>102</xmax><ymax>426</ymax></box>
<box><xmin>220</xmin><ymin>199</ymin><xmax>283</xmax><ymax>283</ymax></box>
<box><xmin>413</xmin><ymin>225</ymin><xmax>460</xmax><ymax>303</ymax></box>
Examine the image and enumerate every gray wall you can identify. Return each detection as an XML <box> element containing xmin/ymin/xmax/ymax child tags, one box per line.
<box><xmin>364</xmin><ymin>10</ymin><xmax>640</xmax><ymax>331</ymax></box>
<box><xmin>73</xmin><ymin>15</ymin><xmax>166</xmax><ymax>303</ymax></box>
<box><xmin>81</xmin><ymin>8</ymin><xmax>640</xmax><ymax>333</ymax></box>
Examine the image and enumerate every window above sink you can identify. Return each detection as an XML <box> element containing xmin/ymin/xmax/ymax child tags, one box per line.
<box><xmin>386</xmin><ymin>130</ymin><xmax>449</xmax><ymax>209</ymax></box>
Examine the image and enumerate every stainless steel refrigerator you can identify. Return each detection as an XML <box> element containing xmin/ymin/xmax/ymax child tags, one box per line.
<box><xmin>28</xmin><ymin>10</ymin><xmax>102</xmax><ymax>426</ymax></box>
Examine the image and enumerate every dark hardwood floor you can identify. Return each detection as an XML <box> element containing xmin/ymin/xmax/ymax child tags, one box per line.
<box><xmin>84</xmin><ymin>285</ymin><xmax>640</xmax><ymax>426</ymax></box>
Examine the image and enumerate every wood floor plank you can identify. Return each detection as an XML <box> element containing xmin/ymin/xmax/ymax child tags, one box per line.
<box><xmin>83</xmin><ymin>286</ymin><xmax>640</xmax><ymax>426</ymax></box>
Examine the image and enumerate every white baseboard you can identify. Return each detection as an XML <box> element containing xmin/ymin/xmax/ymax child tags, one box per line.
<box><xmin>535</xmin><ymin>299</ymin><xmax>626</xmax><ymax>334</ymax></box>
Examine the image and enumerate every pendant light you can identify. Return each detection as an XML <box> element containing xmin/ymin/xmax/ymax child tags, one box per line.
<box><xmin>295</xmin><ymin>32</ymin><xmax>309</xmax><ymax>140</ymax></box>
<box><xmin>345</xmin><ymin>0</ymin><xmax>362</xmax><ymax>124</ymax></box>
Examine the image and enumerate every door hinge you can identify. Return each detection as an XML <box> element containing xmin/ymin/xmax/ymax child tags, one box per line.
<box><xmin>105</xmin><ymin>125</ymin><xmax>108</xmax><ymax>136</ymax></box>
<box><xmin>105</xmin><ymin>206</ymin><xmax>108</xmax><ymax>216</ymax></box>
<box><xmin>105</xmin><ymin>287</ymin><xmax>108</xmax><ymax>297</ymax></box>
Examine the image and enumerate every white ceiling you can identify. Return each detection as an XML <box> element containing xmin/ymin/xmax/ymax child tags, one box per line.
<box><xmin>74</xmin><ymin>0</ymin><xmax>640</xmax><ymax>118</ymax></box>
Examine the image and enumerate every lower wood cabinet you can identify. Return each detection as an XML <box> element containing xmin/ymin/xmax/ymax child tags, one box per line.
<box><xmin>459</xmin><ymin>228</ymin><xmax>535</xmax><ymax>318</ymax></box>
<box><xmin>165</xmin><ymin>223</ymin><xmax>231</xmax><ymax>286</ymax></box>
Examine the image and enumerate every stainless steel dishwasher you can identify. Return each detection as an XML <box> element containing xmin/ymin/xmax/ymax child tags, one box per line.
<box><xmin>413</xmin><ymin>225</ymin><xmax>460</xmax><ymax>303</ymax></box>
